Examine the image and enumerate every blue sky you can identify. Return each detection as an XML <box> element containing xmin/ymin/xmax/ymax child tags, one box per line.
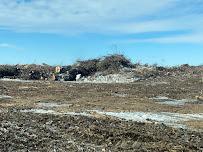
<box><xmin>0</xmin><ymin>0</ymin><xmax>203</xmax><ymax>66</ymax></box>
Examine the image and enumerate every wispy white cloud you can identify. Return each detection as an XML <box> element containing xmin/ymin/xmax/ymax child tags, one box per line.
<box><xmin>0</xmin><ymin>0</ymin><xmax>203</xmax><ymax>43</ymax></box>
<box><xmin>0</xmin><ymin>43</ymin><xmax>15</xmax><ymax>48</ymax></box>
<box><xmin>121</xmin><ymin>33</ymin><xmax>203</xmax><ymax>44</ymax></box>
<box><xmin>0</xmin><ymin>0</ymin><xmax>174</xmax><ymax>33</ymax></box>
<box><xmin>147</xmin><ymin>33</ymin><xmax>203</xmax><ymax>43</ymax></box>
<box><xmin>0</xmin><ymin>43</ymin><xmax>24</xmax><ymax>50</ymax></box>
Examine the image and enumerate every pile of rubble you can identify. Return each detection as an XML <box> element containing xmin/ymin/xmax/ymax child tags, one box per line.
<box><xmin>1</xmin><ymin>55</ymin><xmax>202</xmax><ymax>83</ymax></box>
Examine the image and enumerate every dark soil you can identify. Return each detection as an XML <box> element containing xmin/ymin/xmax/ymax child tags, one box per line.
<box><xmin>0</xmin><ymin>111</ymin><xmax>202</xmax><ymax>152</ymax></box>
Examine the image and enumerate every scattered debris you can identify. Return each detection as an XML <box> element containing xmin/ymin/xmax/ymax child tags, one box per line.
<box><xmin>55</xmin><ymin>66</ymin><xmax>61</xmax><ymax>73</ymax></box>
<box><xmin>76</xmin><ymin>74</ymin><xmax>82</xmax><ymax>81</ymax></box>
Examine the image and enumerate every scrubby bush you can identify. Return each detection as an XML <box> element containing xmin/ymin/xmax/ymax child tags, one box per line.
<box><xmin>156</xmin><ymin>66</ymin><xmax>166</xmax><ymax>71</ymax></box>
<box><xmin>67</xmin><ymin>68</ymin><xmax>80</xmax><ymax>81</ymax></box>
<box><xmin>97</xmin><ymin>54</ymin><xmax>132</xmax><ymax>74</ymax></box>
<box><xmin>29</xmin><ymin>70</ymin><xmax>42</xmax><ymax>80</ymax></box>
<box><xmin>60</xmin><ymin>66</ymin><xmax>72</xmax><ymax>74</ymax></box>
<box><xmin>18</xmin><ymin>64</ymin><xmax>54</xmax><ymax>80</ymax></box>
<box><xmin>0</xmin><ymin>65</ymin><xmax>20</xmax><ymax>78</ymax></box>
<box><xmin>76</xmin><ymin>59</ymin><xmax>99</xmax><ymax>75</ymax></box>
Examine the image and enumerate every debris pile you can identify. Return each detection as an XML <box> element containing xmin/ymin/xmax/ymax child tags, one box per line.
<box><xmin>0</xmin><ymin>64</ymin><xmax>54</xmax><ymax>80</ymax></box>
<box><xmin>0</xmin><ymin>54</ymin><xmax>202</xmax><ymax>83</ymax></box>
<box><xmin>57</xmin><ymin>54</ymin><xmax>133</xmax><ymax>81</ymax></box>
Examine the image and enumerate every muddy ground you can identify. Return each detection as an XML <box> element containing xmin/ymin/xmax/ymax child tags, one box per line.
<box><xmin>0</xmin><ymin>76</ymin><xmax>203</xmax><ymax>151</ymax></box>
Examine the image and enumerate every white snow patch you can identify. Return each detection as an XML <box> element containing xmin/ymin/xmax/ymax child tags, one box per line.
<box><xmin>149</xmin><ymin>81</ymin><xmax>169</xmax><ymax>86</ymax></box>
<box><xmin>92</xmin><ymin>110</ymin><xmax>203</xmax><ymax>128</ymax></box>
<box><xmin>20</xmin><ymin>107</ymin><xmax>203</xmax><ymax>129</ymax></box>
<box><xmin>81</xmin><ymin>73</ymin><xmax>140</xmax><ymax>83</ymax></box>
<box><xmin>112</xmin><ymin>93</ymin><xmax>127</xmax><ymax>98</ymax></box>
<box><xmin>151</xmin><ymin>96</ymin><xmax>201</xmax><ymax>106</ymax></box>
<box><xmin>0</xmin><ymin>78</ymin><xmax>32</xmax><ymax>83</ymax></box>
<box><xmin>21</xmin><ymin>109</ymin><xmax>56</xmax><ymax>114</ymax></box>
<box><xmin>20</xmin><ymin>109</ymin><xmax>90</xmax><ymax>117</ymax></box>
<box><xmin>37</xmin><ymin>102</ymin><xmax>71</xmax><ymax>108</ymax></box>
<box><xmin>64</xmin><ymin>112</ymin><xmax>91</xmax><ymax>117</ymax></box>
<box><xmin>0</xmin><ymin>95</ymin><xmax>13</xmax><ymax>100</ymax></box>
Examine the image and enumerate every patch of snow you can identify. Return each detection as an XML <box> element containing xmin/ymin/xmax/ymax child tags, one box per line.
<box><xmin>20</xmin><ymin>109</ymin><xmax>91</xmax><ymax>117</ymax></box>
<box><xmin>0</xmin><ymin>95</ymin><xmax>13</xmax><ymax>100</ymax></box>
<box><xmin>91</xmin><ymin>110</ymin><xmax>203</xmax><ymax>129</ymax></box>
<box><xmin>0</xmin><ymin>78</ymin><xmax>32</xmax><ymax>83</ymax></box>
<box><xmin>112</xmin><ymin>93</ymin><xmax>127</xmax><ymax>98</ymax></box>
<box><xmin>153</xmin><ymin>96</ymin><xmax>170</xmax><ymax>101</ymax></box>
<box><xmin>18</xmin><ymin>86</ymin><xmax>38</xmax><ymax>90</ymax></box>
<box><xmin>153</xmin><ymin>81</ymin><xmax>168</xmax><ymax>85</ymax></box>
<box><xmin>37</xmin><ymin>102</ymin><xmax>71</xmax><ymax>108</ymax></box>
<box><xmin>64</xmin><ymin>112</ymin><xmax>91</xmax><ymax>117</ymax></box>
<box><xmin>19</xmin><ymin>107</ymin><xmax>203</xmax><ymax>130</ymax></box>
<box><xmin>151</xmin><ymin>96</ymin><xmax>201</xmax><ymax>106</ymax></box>
<box><xmin>21</xmin><ymin>109</ymin><xmax>56</xmax><ymax>114</ymax></box>
<box><xmin>81</xmin><ymin>73</ymin><xmax>140</xmax><ymax>83</ymax></box>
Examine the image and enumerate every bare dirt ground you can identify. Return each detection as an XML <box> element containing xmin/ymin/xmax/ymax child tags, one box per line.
<box><xmin>0</xmin><ymin>76</ymin><xmax>203</xmax><ymax>151</ymax></box>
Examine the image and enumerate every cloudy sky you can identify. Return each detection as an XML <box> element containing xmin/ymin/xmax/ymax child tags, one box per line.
<box><xmin>0</xmin><ymin>0</ymin><xmax>203</xmax><ymax>65</ymax></box>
